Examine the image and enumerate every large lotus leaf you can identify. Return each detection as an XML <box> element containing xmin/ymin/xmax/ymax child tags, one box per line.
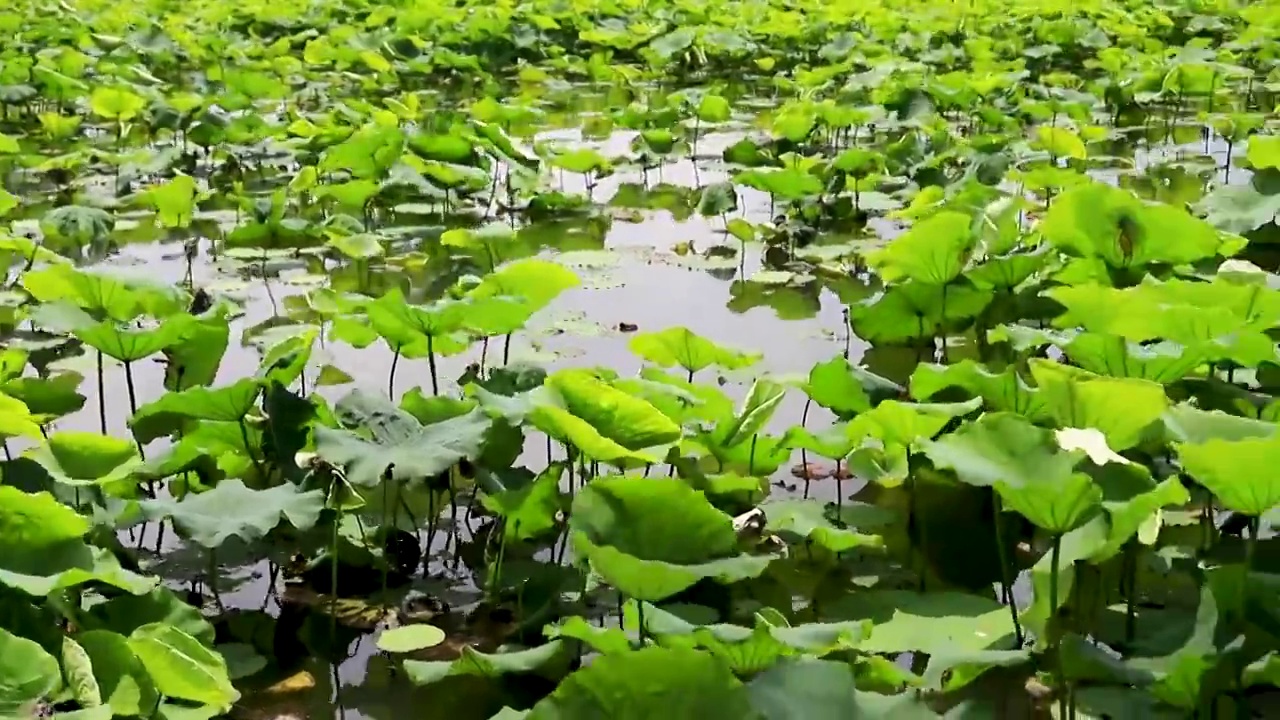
<box><xmin>850</xmin><ymin>280</ymin><xmax>993</xmax><ymax>344</ymax></box>
<box><xmin>1246</xmin><ymin>135</ymin><xmax>1280</xmax><ymax>170</ymax></box>
<box><xmin>1062</xmin><ymin>334</ymin><xmax>1210</xmax><ymax>383</ymax></box>
<box><xmin>86</xmin><ymin>587</ymin><xmax>217</xmax><ymax>647</ymax></box>
<box><xmin>848</xmin><ymin>398</ymin><xmax>981</xmax><ymax>447</ymax></box>
<box><xmin>612</xmin><ymin>372</ymin><xmax>731</xmax><ymax>426</ymax></box>
<box><xmin>0</xmin><ymin>393</ymin><xmax>42</xmax><ymax>440</ymax></box>
<box><xmin>1127</xmin><ymin>574</ymin><xmax>1233</xmax><ymax>709</ymax></box>
<box><xmin>127</xmin><ymin>623</ymin><xmax>238</xmax><ymax>711</ymax></box>
<box><xmin>0</xmin><ymin>627</ymin><xmax>61</xmax><ymax>711</ymax></box>
<box><xmin>1160</xmin><ymin>403</ymin><xmax>1278</xmax><ymax>444</ymax></box>
<box><xmin>2</xmin><ymin>372</ymin><xmax>87</xmax><ymax>421</ymax></box>
<box><xmin>781</xmin><ymin>422</ymin><xmax>864</xmax><ymax>461</ymax></box>
<box><xmin>75</xmin><ymin>314</ymin><xmax>198</xmax><ymax>363</ymax></box>
<box><xmin>314</xmin><ymin>390</ymin><xmax>491</xmax><ymax>486</ymax></box>
<box><xmin>479</xmin><ymin>464</ymin><xmax>563</xmax><ymax>542</ymax></box>
<box><xmin>748</xmin><ymin>659</ymin><xmax>939</xmax><ymax>719</ymax></box>
<box><xmin>827</xmin><ymin>590</ymin><xmax>1016</xmax><ymax>654</ymax></box>
<box><xmin>1196</xmin><ymin>180</ymin><xmax>1280</xmax><ymax>235</ymax></box>
<box><xmin>163</xmin><ymin>314</ymin><xmax>230</xmax><ymax>391</ymax></box>
<box><xmin>41</xmin><ymin>205</ymin><xmax>116</xmax><ymax>246</ymax></box>
<box><xmin>366</xmin><ymin>289</ymin><xmax>467</xmax><ymax>345</ymax></box>
<box><xmin>526</xmin><ymin>647</ymin><xmax>752</xmax><ymax>720</ymax></box>
<box><xmin>628</xmin><ymin>326</ymin><xmax>760</xmax><ymax>375</ymax></box>
<box><xmin>997</xmin><ymin>467</ymin><xmax>1100</xmax><ymax>534</ymax></box>
<box><xmin>27</xmin><ymin>431</ymin><xmax>141</xmax><ymax>487</ymax></box>
<box><xmin>141</xmin><ymin>479</ymin><xmax>323</xmax><ymax>549</ymax></box>
<box><xmin>569</xmin><ymin>477</ymin><xmax>773</xmax><ymax>601</ymax></box>
<box><xmin>471</xmin><ymin>258</ymin><xmax>580</xmax><ymax>311</ymax></box>
<box><xmin>1029</xmin><ymin>360</ymin><xmax>1167</xmax><ymax>450</ymax></box>
<box><xmin>693</xmin><ymin>430</ymin><xmax>793</xmax><ymax>477</ymax></box>
<box><xmin>319</xmin><ymin>123</ymin><xmax>403</xmax><ymax>179</ymax></box>
<box><xmin>1039</xmin><ymin>182</ymin><xmax>1223</xmax><ymax>267</ymax></box>
<box><xmin>1176</xmin><ymin>436</ymin><xmax>1280</xmax><ymax>516</ymax></box>
<box><xmin>75</xmin><ymin>630</ymin><xmax>160</xmax><ymax>717</ymax></box>
<box><xmin>718</xmin><ymin>378</ymin><xmax>787</xmax><ymax>448</ymax></box>
<box><xmin>403</xmin><ymin>641</ymin><xmax>569</xmax><ymax>688</ymax></box>
<box><xmin>128</xmin><ymin>379</ymin><xmax>261</xmax><ymax>445</ymax></box>
<box><xmin>910</xmin><ymin>361</ymin><xmax>1046</xmax><ymax>419</ymax></box>
<box><xmin>545</xmin><ymin>369</ymin><xmax>682</xmax><ymax>450</ymax></box>
<box><xmin>61</xmin><ymin>636</ymin><xmax>102</xmax><ymax>709</ymax></box>
<box><xmin>733</xmin><ymin>167</ymin><xmax>822</xmax><ymax>201</ymax></box>
<box><xmin>802</xmin><ymin>355</ymin><xmax>901</xmax><ymax>418</ymax></box>
<box><xmin>867</xmin><ymin>211</ymin><xmax>976</xmax><ymax>284</ymax></box>
<box><xmin>147</xmin><ymin>174</ymin><xmax>199</xmax><ymax>228</ymax></box>
<box><xmin>762</xmin><ymin>499</ymin><xmax>887</xmax><ymax>552</ymax></box>
<box><xmin>1034</xmin><ymin>126</ymin><xmax>1087</xmax><ymax>160</ymax></box>
<box><xmin>530</xmin><ymin>405</ymin><xmax>664</xmax><ymax>465</ymax></box>
<box><xmin>1089</xmin><ymin>468</ymin><xmax>1189</xmax><ymax>562</ymax></box>
<box><xmin>22</xmin><ymin>266</ymin><xmax>185</xmax><ymax>322</ymax></box>
<box><xmin>0</xmin><ymin>490</ymin><xmax>155</xmax><ymax>595</ymax></box>
<box><xmin>921</xmin><ymin>412</ymin><xmax>1079</xmax><ymax>488</ymax></box>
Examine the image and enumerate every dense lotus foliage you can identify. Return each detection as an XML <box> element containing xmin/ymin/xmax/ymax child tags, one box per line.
<box><xmin>1</xmin><ymin>0</ymin><xmax>1280</xmax><ymax>718</ymax></box>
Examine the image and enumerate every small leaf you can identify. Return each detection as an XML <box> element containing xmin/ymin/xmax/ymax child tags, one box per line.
<box><xmin>376</xmin><ymin>625</ymin><xmax>446</xmax><ymax>653</ymax></box>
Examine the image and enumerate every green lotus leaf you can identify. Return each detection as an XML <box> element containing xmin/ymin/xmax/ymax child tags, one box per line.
<box><xmin>74</xmin><ymin>314</ymin><xmax>198</xmax><ymax>363</ymax></box>
<box><xmin>327</xmin><ymin>233</ymin><xmax>384</xmax><ymax>260</ymax></box>
<box><xmin>74</xmin><ymin>630</ymin><xmax>160</xmax><ymax>717</ymax></box>
<box><xmin>376</xmin><ymin>624</ymin><xmax>446</xmax><ymax>653</ymax></box>
<box><xmin>480</xmin><ymin>463</ymin><xmax>563</xmax><ymax>542</ymax></box>
<box><xmin>921</xmin><ymin>412</ymin><xmax>1079</xmax><ymax>488</ymax></box>
<box><xmin>1196</xmin><ymin>180</ymin><xmax>1280</xmax><ymax>235</ymax></box>
<box><xmin>1039</xmin><ymin>182</ymin><xmax>1224</xmax><ymax>267</ymax></box>
<box><xmin>86</xmin><ymin>587</ymin><xmax>216</xmax><ymax>647</ymax></box>
<box><xmin>781</xmin><ymin>422</ymin><xmax>864</xmax><ymax>461</ymax></box>
<box><xmin>827</xmin><ymin>590</ymin><xmax>1016</xmax><ymax>654</ymax></box>
<box><xmin>867</xmin><ymin>211</ymin><xmax>976</xmax><ymax>285</ymax></box>
<box><xmin>1246</xmin><ymin>135</ymin><xmax>1280</xmax><ymax>170</ymax></box>
<box><xmin>0</xmin><ymin>393</ymin><xmax>42</xmax><ymax>440</ymax></box>
<box><xmin>1176</xmin><ymin>436</ymin><xmax>1280</xmax><ymax>516</ymax></box>
<box><xmin>61</xmin><ymin>636</ymin><xmax>102</xmax><ymax>709</ymax></box>
<box><xmin>319</xmin><ymin>123</ymin><xmax>404</xmax><ymax>179</ymax></box>
<box><xmin>2</xmin><ymin>372</ymin><xmax>87</xmax><ymax>421</ymax></box>
<box><xmin>41</xmin><ymin>205</ymin><xmax>116</xmax><ymax>246</ymax></box>
<box><xmin>569</xmin><ymin>477</ymin><xmax>774</xmax><ymax>601</ymax></box>
<box><xmin>921</xmin><ymin>649</ymin><xmax>1032</xmax><ymax>693</ymax></box>
<box><xmin>998</xmin><ymin>468</ymin><xmax>1100</xmax><ymax>535</ymax></box>
<box><xmin>910</xmin><ymin>361</ymin><xmax>1046</xmax><ymax>419</ymax></box>
<box><xmin>0</xmin><ymin>627</ymin><xmax>61</xmax><ymax>711</ymax></box>
<box><xmin>404</xmin><ymin>641</ymin><xmax>569</xmax><ymax>688</ymax></box>
<box><xmin>802</xmin><ymin>355</ymin><xmax>901</xmax><ymax>419</ymax></box>
<box><xmin>147</xmin><ymin>174</ymin><xmax>199</xmax><ymax>228</ymax></box>
<box><xmin>546</xmin><ymin>369</ymin><xmax>682</xmax><ymax>450</ymax></box>
<box><xmin>90</xmin><ymin>86</ymin><xmax>146</xmax><ymax>121</ymax></box>
<box><xmin>315</xmin><ymin>390</ymin><xmax>491</xmax><ymax>486</ymax></box>
<box><xmin>628</xmin><ymin>326</ymin><xmax>760</xmax><ymax>375</ymax></box>
<box><xmin>471</xmin><ymin>258</ymin><xmax>580</xmax><ymax>311</ymax></box>
<box><xmin>762</xmin><ymin>499</ymin><xmax>886</xmax><ymax>552</ymax></box>
<box><xmin>748</xmin><ymin>658</ymin><xmax>941</xmax><ymax>718</ymax></box>
<box><xmin>163</xmin><ymin>314</ymin><xmax>231</xmax><ymax>391</ymax></box>
<box><xmin>848</xmin><ymin>398</ymin><xmax>981</xmax><ymax>447</ymax></box>
<box><xmin>22</xmin><ymin>266</ymin><xmax>185</xmax><ymax>322</ymax></box>
<box><xmin>141</xmin><ymin>479</ymin><xmax>323</xmax><ymax>549</ymax></box>
<box><xmin>26</xmin><ymin>431</ymin><xmax>141</xmax><ymax>487</ymax></box>
<box><xmin>127</xmin><ymin>623</ymin><xmax>238</xmax><ymax>711</ymax></box>
<box><xmin>1088</xmin><ymin>467</ymin><xmax>1189</xmax><ymax>562</ymax></box>
<box><xmin>1060</xmin><ymin>334</ymin><xmax>1210</xmax><ymax>383</ymax></box>
<box><xmin>733</xmin><ymin>167</ymin><xmax>822</xmax><ymax>201</ymax></box>
<box><xmin>1029</xmin><ymin>359</ymin><xmax>1167</xmax><ymax>450</ymax></box>
<box><xmin>526</xmin><ymin>646</ymin><xmax>751</xmax><ymax>720</ymax></box>
<box><xmin>128</xmin><ymin>378</ymin><xmax>262</xmax><ymax>445</ymax></box>
<box><xmin>0</xmin><ymin>488</ymin><xmax>155</xmax><ymax>594</ymax></box>
<box><xmin>1159</xmin><ymin>403</ymin><xmax>1279</xmax><ymax>444</ymax></box>
<box><xmin>964</xmin><ymin>249</ymin><xmax>1049</xmax><ymax>291</ymax></box>
<box><xmin>1034</xmin><ymin>126</ymin><xmax>1087</xmax><ymax>159</ymax></box>
<box><xmin>530</xmin><ymin>405</ymin><xmax>663</xmax><ymax>465</ymax></box>
<box><xmin>717</xmin><ymin>378</ymin><xmax>786</xmax><ymax>448</ymax></box>
<box><xmin>697</xmin><ymin>94</ymin><xmax>731</xmax><ymax>123</ymax></box>
<box><xmin>850</xmin><ymin>280</ymin><xmax>993</xmax><ymax>344</ymax></box>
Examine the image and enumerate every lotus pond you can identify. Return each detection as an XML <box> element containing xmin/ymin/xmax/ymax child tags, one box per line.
<box><xmin>3</xmin><ymin>0</ymin><xmax>1280</xmax><ymax>718</ymax></box>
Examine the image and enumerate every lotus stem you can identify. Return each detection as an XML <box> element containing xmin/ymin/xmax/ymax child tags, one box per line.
<box><xmin>992</xmin><ymin>494</ymin><xmax>1024</xmax><ymax>647</ymax></box>
<box><xmin>502</xmin><ymin>332</ymin><xmax>512</xmax><ymax>365</ymax></box>
<box><xmin>207</xmin><ymin>548</ymin><xmax>224</xmax><ymax>612</ymax></box>
<box><xmin>635</xmin><ymin>601</ymin><xmax>647</xmax><ymax>648</ymax></box>
<box><xmin>834</xmin><ymin>458</ymin><xmax>843</xmax><ymax>515</ymax></box>
<box><xmin>427</xmin><ymin>334</ymin><xmax>439</xmax><ymax>395</ymax></box>
<box><xmin>1246</xmin><ymin>516</ymin><xmax>1260</xmax><ymax>571</ymax></box>
<box><xmin>238</xmin><ymin>419</ymin><xmax>265</xmax><ymax>479</ymax></box>
<box><xmin>1123</xmin><ymin>539</ymin><xmax>1138</xmax><ymax>646</ymax></box>
<box><xmin>96</xmin><ymin>351</ymin><xmax>108</xmax><ymax>434</ymax></box>
<box><xmin>1049</xmin><ymin>533</ymin><xmax>1064</xmax><ymax>719</ymax></box>
<box><xmin>387</xmin><ymin>348</ymin><xmax>400</xmax><ymax>398</ymax></box>
<box><xmin>748</xmin><ymin>434</ymin><xmax>758</xmax><ymax>476</ymax></box>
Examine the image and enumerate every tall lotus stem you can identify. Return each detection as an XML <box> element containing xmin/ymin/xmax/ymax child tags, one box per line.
<box><xmin>992</xmin><ymin>495</ymin><xmax>1024</xmax><ymax>647</ymax></box>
